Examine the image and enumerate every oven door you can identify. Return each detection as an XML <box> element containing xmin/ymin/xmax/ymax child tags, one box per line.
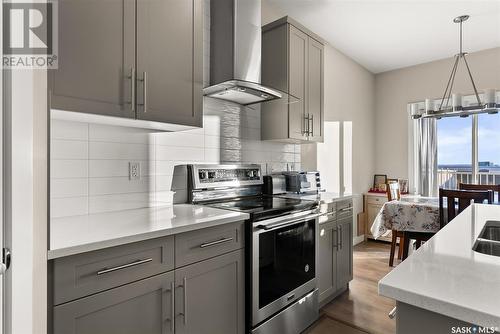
<box><xmin>252</xmin><ymin>211</ymin><xmax>319</xmax><ymax>326</ymax></box>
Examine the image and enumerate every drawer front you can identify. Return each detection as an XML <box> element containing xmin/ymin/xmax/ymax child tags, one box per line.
<box><xmin>53</xmin><ymin>236</ymin><xmax>174</xmax><ymax>305</ymax></box>
<box><xmin>367</xmin><ymin>195</ymin><xmax>387</xmax><ymax>206</ymax></box>
<box><xmin>175</xmin><ymin>221</ymin><xmax>244</xmax><ymax>267</ymax></box>
<box><xmin>336</xmin><ymin>199</ymin><xmax>353</xmax><ymax>219</ymax></box>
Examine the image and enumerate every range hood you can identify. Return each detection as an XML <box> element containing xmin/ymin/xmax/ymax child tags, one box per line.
<box><xmin>204</xmin><ymin>0</ymin><xmax>282</xmax><ymax>106</ymax></box>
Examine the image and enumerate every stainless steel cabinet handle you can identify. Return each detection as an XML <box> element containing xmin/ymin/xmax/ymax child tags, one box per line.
<box><xmin>170</xmin><ymin>281</ymin><xmax>175</xmax><ymax>333</ymax></box>
<box><xmin>138</xmin><ymin>71</ymin><xmax>147</xmax><ymax>113</ymax></box>
<box><xmin>199</xmin><ymin>237</ymin><xmax>233</xmax><ymax>248</ymax></box>
<box><xmin>311</xmin><ymin>115</ymin><xmax>314</xmax><ymax>137</ymax></box>
<box><xmin>180</xmin><ymin>277</ymin><xmax>187</xmax><ymax>325</ymax></box>
<box><xmin>332</xmin><ymin>227</ymin><xmax>338</xmax><ymax>249</ymax></box>
<box><xmin>339</xmin><ymin>207</ymin><xmax>352</xmax><ymax>212</ymax></box>
<box><xmin>127</xmin><ymin>68</ymin><xmax>136</xmax><ymax>112</ymax></box>
<box><xmin>96</xmin><ymin>258</ymin><xmax>153</xmax><ymax>276</ymax></box>
<box><xmin>305</xmin><ymin>114</ymin><xmax>309</xmax><ymax>136</ymax></box>
<box><xmin>388</xmin><ymin>306</ymin><xmax>397</xmax><ymax>319</ymax></box>
<box><xmin>339</xmin><ymin>225</ymin><xmax>343</xmax><ymax>250</ymax></box>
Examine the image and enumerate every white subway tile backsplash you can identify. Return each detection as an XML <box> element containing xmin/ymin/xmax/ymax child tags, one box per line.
<box><xmin>89</xmin><ymin>160</ymin><xmax>152</xmax><ymax>178</ymax></box>
<box><xmin>89</xmin><ymin>177</ymin><xmax>153</xmax><ymax>196</ymax></box>
<box><xmin>89</xmin><ymin>142</ymin><xmax>153</xmax><ymax>160</ymax></box>
<box><xmin>51</xmin><ymin>197</ymin><xmax>88</xmax><ymax>218</ymax></box>
<box><xmin>51</xmin><ymin>120</ymin><xmax>88</xmax><ymax>140</ymax></box>
<box><xmin>51</xmin><ymin>140</ymin><xmax>88</xmax><ymax>160</ymax></box>
<box><xmin>51</xmin><ymin>160</ymin><xmax>88</xmax><ymax>178</ymax></box>
<box><xmin>89</xmin><ymin>123</ymin><xmax>155</xmax><ymax>144</ymax></box>
<box><xmin>155</xmin><ymin>145</ymin><xmax>204</xmax><ymax>161</ymax></box>
<box><xmin>154</xmin><ymin>131</ymin><xmax>204</xmax><ymax>148</ymax></box>
<box><xmin>89</xmin><ymin>193</ymin><xmax>153</xmax><ymax>213</ymax></box>
<box><xmin>51</xmin><ymin>178</ymin><xmax>88</xmax><ymax>198</ymax></box>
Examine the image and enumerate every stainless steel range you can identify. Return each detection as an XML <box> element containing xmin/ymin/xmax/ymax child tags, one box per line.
<box><xmin>185</xmin><ymin>164</ymin><xmax>320</xmax><ymax>334</ymax></box>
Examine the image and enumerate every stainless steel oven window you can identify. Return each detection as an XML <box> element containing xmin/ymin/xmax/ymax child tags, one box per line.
<box><xmin>251</xmin><ymin>213</ymin><xmax>319</xmax><ymax>326</ymax></box>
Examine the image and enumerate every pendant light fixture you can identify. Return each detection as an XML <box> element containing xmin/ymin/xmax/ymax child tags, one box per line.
<box><xmin>411</xmin><ymin>15</ymin><xmax>499</xmax><ymax>119</ymax></box>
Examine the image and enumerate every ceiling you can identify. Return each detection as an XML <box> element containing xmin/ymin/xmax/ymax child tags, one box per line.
<box><xmin>265</xmin><ymin>0</ymin><xmax>500</xmax><ymax>73</ymax></box>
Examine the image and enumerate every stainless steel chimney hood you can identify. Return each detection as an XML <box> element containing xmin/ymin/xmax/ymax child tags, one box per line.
<box><xmin>204</xmin><ymin>0</ymin><xmax>282</xmax><ymax>106</ymax></box>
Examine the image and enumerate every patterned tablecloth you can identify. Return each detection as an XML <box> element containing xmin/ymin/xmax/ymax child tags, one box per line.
<box><xmin>370</xmin><ymin>197</ymin><xmax>441</xmax><ymax>239</ymax></box>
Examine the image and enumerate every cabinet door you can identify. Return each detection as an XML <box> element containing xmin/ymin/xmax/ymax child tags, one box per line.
<box><xmin>54</xmin><ymin>272</ymin><xmax>175</xmax><ymax>334</ymax></box>
<box><xmin>366</xmin><ymin>203</ymin><xmax>381</xmax><ymax>238</ymax></box>
<box><xmin>318</xmin><ymin>221</ymin><xmax>337</xmax><ymax>303</ymax></box>
<box><xmin>175</xmin><ymin>250</ymin><xmax>245</xmax><ymax>334</ymax></box>
<box><xmin>136</xmin><ymin>0</ymin><xmax>202</xmax><ymax>127</ymax></box>
<box><xmin>307</xmin><ymin>37</ymin><xmax>324</xmax><ymax>142</ymax></box>
<box><xmin>288</xmin><ymin>25</ymin><xmax>308</xmax><ymax>141</ymax></box>
<box><xmin>50</xmin><ymin>0</ymin><xmax>135</xmax><ymax>118</ymax></box>
<box><xmin>337</xmin><ymin>217</ymin><xmax>353</xmax><ymax>287</ymax></box>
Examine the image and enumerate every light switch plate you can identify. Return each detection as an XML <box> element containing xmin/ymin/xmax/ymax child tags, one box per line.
<box><xmin>129</xmin><ymin>162</ymin><xmax>141</xmax><ymax>180</ymax></box>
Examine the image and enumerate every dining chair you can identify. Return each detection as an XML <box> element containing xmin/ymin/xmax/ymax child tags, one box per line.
<box><xmin>458</xmin><ymin>183</ymin><xmax>500</xmax><ymax>203</ymax></box>
<box><xmin>401</xmin><ymin>188</ymin><xmax>493</xmax><ymax>261</ymax></box>
<box><xmin>386</xmin><ymin>181</ymin><xmax>405</xmax><ymax>267</ymax></box>
<box><xmin>439</xmin><ymin>188</ymin><xmax>493</xmax><ymax>228</ymax></box>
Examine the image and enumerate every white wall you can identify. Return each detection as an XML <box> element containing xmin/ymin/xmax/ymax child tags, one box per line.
<box><xmin>374</xmin><ymin>47</ymin><xmax>500</xmax><ymax>179</ymax></box>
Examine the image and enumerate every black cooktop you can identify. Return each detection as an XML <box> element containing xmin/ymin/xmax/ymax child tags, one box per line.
<box><xmin>206</xmin><ymin>196</ymin><xmax>318</xmax><ymax>221</ymax></box>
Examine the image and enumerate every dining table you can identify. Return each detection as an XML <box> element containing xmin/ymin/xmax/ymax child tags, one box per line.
<box><xmin>370</xmin><ymin>196</ymin><xmax>441</xmax><ymax>259</ymax></box>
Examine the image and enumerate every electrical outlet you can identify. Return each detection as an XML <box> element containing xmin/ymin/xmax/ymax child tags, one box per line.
<box><xmin>129</xmin><ymin>162</ymin><xmax>141</xmax><ymax>180</ymax></box>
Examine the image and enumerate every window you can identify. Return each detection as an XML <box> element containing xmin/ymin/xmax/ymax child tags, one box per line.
<box><xmin>478</xmin><ymin>114</ymin><xmax>500</xmax><ymax>186</ymax></box>
<box><xmin>437</xmin><ymin>117</ymin><xmax>472</xmax><ymax>188</ymax></box>
<box><xmin>435</xmin><ymin>92</ymin><xmax>500</xmax><ymax>189</ymax></box>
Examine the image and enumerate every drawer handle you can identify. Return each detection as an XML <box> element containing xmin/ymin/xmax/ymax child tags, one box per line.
<box><xmin>339</xmin><ymin>207</ymin><xmax>352</xmax><ymax>212</ymax></box>
<box><xmin>96</xmin><ymin>258</ymin><xmax>153</xmax><ymax>276</ymax></box>
<box><xmin>388</xmin><ymin>306</ymin><xmax>397</xmax><ymax>319</ymax></box>
<box><xmin>199</xmin><ymin>237</ymin><xmax>234</xmax><ymax>248</ymax></box>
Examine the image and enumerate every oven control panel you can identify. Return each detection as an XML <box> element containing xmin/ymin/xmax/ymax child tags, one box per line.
<box><xmin>198</xmin><ymin>167</ymin><xmax>261</xmax><ymax>184</ymax></box>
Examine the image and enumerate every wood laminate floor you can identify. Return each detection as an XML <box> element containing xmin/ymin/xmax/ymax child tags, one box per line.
<box><xmin>309</xmin><ymin>240</ymin><xmax>398</xmax><ymax>334</ymax></box>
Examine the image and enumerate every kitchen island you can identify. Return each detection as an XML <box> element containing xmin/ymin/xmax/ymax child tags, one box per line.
<box><xmin>379</xmin><ymin>204</ymin><xmax>500</xmax><ymax>333</ymax></box>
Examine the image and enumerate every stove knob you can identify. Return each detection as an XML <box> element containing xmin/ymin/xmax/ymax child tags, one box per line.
<box><xmin>199</xmin><ymin>171</ymin><xmax>207</xmax><ymax>180</ymax></box>
<box><xmin>246</xmin><ymin>170</ymin><xmax>254</xmax><ymax>178</ymax></box>
<box><xmin>208</xmin><ymin>171</ymin><xmax>216</xmax><ymax>179</ymax></box>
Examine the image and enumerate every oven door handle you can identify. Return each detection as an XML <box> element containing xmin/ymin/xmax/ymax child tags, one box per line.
<box><xmin>256</xmin><ymin>213</ymin><xmax>321</xmax><ymax>231</ymax></box>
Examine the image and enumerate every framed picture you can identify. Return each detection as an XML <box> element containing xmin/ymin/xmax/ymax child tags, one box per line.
<box><xmin>373</xmin><ymin>174</ymin><xmax>387</xmax><ymax>188</ymax></box>
<box><xmin>387</xmin><ymin>178</ymin><xmax>398</xmax><ymax>184</ymax></box>
<box><xmin>398</xmin><ymin>179</ymin><xmax>409</xmax><ymax>194</ymax></box>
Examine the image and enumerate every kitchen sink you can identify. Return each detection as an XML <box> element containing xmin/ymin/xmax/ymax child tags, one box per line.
<box><xmin>477</xmin><ymin>221</ymin><xmax>500</xmax><ymax>242</ymax></box>
<box><xmin>473</xmin><ymin>240</ymin><xmax>500</xmax><ymax>257</ymax></box>
<box><xmin>473</xmin><ymin>221</ymin><xmax>500</xmax><ymax>256</ymax></box>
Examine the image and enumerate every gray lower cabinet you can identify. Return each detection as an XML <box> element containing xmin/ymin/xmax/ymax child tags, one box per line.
<box><xmin>174</xmin><ymin>250</ymin><xmax>245</xmax><ymax>334</ymax></box>
<box><xmin>51</xmin><ymin>222</ymin><xmax>245</xmax><ymax>334</ymax></box>
<box><xmin>50</xmin><ymin>0</ymin><xmax>202</xmax><ymax>128</ymax></box>
<box><xmin>261</xmin><ymin>16</ymin><xmax>324</xmax><ymax>143</ymax></box>
<box><xmin>54</xmin><ymin>271</ymin><xmax>175</xmax><ymax>334</ymax></box>
<box><xmin>337</xmin><ymin>217</ymin><xmax>353</xmax><ymax>287</ymax></box>
<box><xmin>317</xmin><ymin>202</ymin><xmax>354</xmax><ymax>305</ymax></box>
<box><xmin>318</xmin><ymin>220</ymin><xmax>337</xmax><ymax>303</ymax></box>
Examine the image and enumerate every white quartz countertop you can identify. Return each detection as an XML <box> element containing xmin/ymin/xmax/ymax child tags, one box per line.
<box><xmin>49</xmin><ymin>204</ymin><xmax>249</xmax><ymax>259</ymax></box>
<box><xmin>279</xmin><ymin>192</ymin><xmax>353</xmax><ymax>204</ymax></box>
<box><xmin>379</xmin><ymin>204</ymin><xmax>500</xmax><ymax>328</ymax></box>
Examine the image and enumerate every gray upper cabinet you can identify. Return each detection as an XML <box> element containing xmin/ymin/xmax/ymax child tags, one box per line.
<box><xmin>261</xmin><ymin>16</ymin><xmax>324</xmax><ymax>143</ymax></box>
<box><xmin>136</xmin><ymin>0</ymin><xmax>202</xmax><ymax>126</ymax></box>
<box><xmin>307</xmin><ymin>37</ymin><xmax>324</xmax><ymax>142</ymax></box>
<box><xmin>54</xmin><ymin>271</ymin><xmax>175</xmax><ymax>334</ymax></box>
<box><xmin>49</xmin><ymin>0</ymin><xmax>136</xmax><ymax>118</ymax></box>
<box><xmin>50</xmin><ymin>0</ymin><xmax>202</xmax><ymax>128</ymax></box>
<box><xmin>174</xmin><ymin>250</ymin><xmax>245</xmax><ymax>334</ymax></box>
